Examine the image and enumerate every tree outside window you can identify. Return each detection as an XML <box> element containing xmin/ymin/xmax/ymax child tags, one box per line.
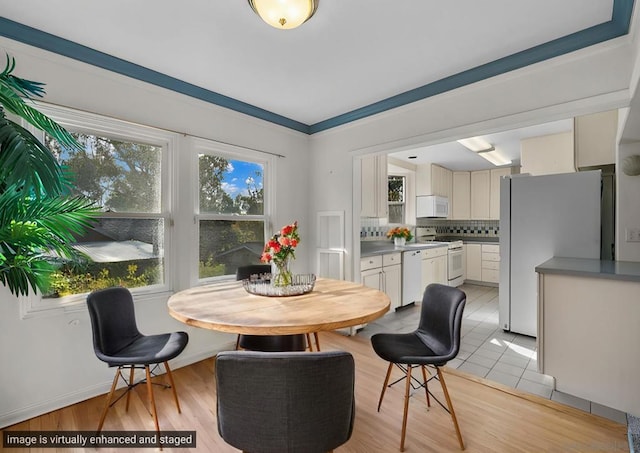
<box><xmin>388</xmin><ymin>175</ymin><xmax>406</xmax><ymax>224</ymax></box>
<box><xmin>44</xmin><ymin>132</ymin><xmax>165</xmax><ymax>297</ymax></box>
<box><xmin>198</xmin><ymin>154</ymin><xmax>266</xmax><ymax>279</ymax></box>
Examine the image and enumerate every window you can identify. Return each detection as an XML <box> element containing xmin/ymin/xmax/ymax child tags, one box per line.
<box><xmin>19</xmin><ymin>104</ymin><xmax>176</xmax><ymax>314</ymax></box>
<box><xmin>45</xmin><ymin>132</ymin><xmax>166</xmax><ymax>297</ymax></box>
<box><xmin>197</xmin><ymin>147</ymin><xmax>269</xmax><ymax>280</ymax></box>
<box><xmin>388</xmin><ymin>175</ymin><xmax>406</xmax><ymax>224</ymax></box>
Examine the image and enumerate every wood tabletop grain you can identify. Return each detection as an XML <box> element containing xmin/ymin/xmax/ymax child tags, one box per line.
<box><xmin>167</xmin><ymin>278</ymin><xmax>390</xmax><ymax>335</ymax></box>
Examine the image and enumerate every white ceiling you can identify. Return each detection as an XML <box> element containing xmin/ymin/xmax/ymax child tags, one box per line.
<box><xmin>0</xmin><ymin>0</ymin><xmax>614</xmax><ymax>128</ymax></box>
<box><xmin>388</xmin><ymin>118</ymin><xmax>574</xmax><ymax>171</ymax></box>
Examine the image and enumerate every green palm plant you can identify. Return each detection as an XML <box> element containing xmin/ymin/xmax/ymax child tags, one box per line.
<box><xmin>0</xmin><ymin>55</ymin><xmax>98</xmax><ymax>297</ymax></box>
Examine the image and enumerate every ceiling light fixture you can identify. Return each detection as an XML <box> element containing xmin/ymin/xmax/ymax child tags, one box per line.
<box><xmin>457</xmin><ymin>137</ymin><xmax>512</xmax><ymax>166</ymax></box>
<box><xmin>248</xmin><ymin>0</ymin><xmax>319</xmax><ymax>30</ymax></box>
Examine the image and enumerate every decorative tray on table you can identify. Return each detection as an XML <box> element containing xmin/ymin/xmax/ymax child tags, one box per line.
<box><xmin>242</xmin><ymin>274</ymin><xmax>317</xmax><ymax>297</ymax></box>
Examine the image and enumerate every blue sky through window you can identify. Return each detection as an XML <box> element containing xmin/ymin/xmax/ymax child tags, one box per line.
<box><xmin>222</xmin><ymin>160</ymin><xmax>263</xmax><ymax>198</ymax></box>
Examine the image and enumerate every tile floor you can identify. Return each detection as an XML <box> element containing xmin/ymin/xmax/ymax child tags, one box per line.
<box><xmin>357</xmin><ymin>283</ymin><xmax>628</xmax><ymax>425</ymax></box>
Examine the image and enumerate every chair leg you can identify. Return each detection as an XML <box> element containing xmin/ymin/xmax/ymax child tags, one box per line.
<box><xmin>145</xmin><ymin>365</ymin><xmax>160</xmax><ymax>434</ymax></box>
<box><xmin>97</xmin><ymin>368</ymin><xmax>120</xmax><ymax>432</ymax></box>
<box><xmin>377</xmin><ymin>362</ymin><xmax>394</xmax><ymax>411</ymax></box>
<box><xmin>313</xmin><ymin>332</ymin><xmax>321</xmax><ymax>351</ymax></box>
<box><xmin>235</xmin><ymin>334</ymin><xmax>241</xmax><ymax>350</ymax></box>
<box><xmin>164</xmin><ymin>361</ymin><xmax>182</xmax><ymax>413</ymax></box>
<box><xmin>436</xmin><ymin>367</ymin><xmax>464</xmax><ymax>450</ymax></box>
<box><xmin>306</xmin><ymin>333</ymin><xmax>314</xmax><ymax>351</ymax></box>
<box><xmin>400</xmin><ymin>365</ymin><xmax>412</xmax><ymax>452</ymax></box>
<box><xmin>421</xmin><ymin>365</ymin><xmax>431</xmax><ymax>408</ymax></box>
<box><xmin>125</xmin><ymin>366</ymin><xmax>135</xmax><ymax>411</ymax></box>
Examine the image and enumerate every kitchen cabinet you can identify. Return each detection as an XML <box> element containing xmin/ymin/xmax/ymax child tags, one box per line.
<box><xmin>471</xmin><ymin>170</ymin><xmax>491</xmax><ymax>219</ymax></box>
<box><xmin>360</xmin><ymin>252</ymin><xmax>402</xmax><ymax>311</ymax></box>
<box><xmin>465</xmin><ymin>243</ymin><xmax>482</xmax><ymax>281</ymax></box>
<box><xmin>481</xmin><ymin>244</ymin><xmax>500</xmax><ymax>283</ymax></box>
<box><xmin>421</xmin><ymin>246</ymin><xmax>448</xmax><ymax>290</ymax></box>
<box><xmin>574</xmin><ymin>110</ymin><xmax>617</xmax><ymax>168</ymax></box>
<box><xmin>361</xmin><ymin>154</ymin><xmax>388</xmax><ymax>218</ymax></box>
<box><xmin>452</xmin><ymin>171</ymin><xmax>470</xmax><ymax>220</ymax></box>
<box><xmin>416</xmin><ymin>164</ymin><xmax>452</xmax><ymax>198</ymax></box>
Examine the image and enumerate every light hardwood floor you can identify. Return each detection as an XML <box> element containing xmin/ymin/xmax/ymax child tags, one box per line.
<box><xmin>5</xmin><ymin>331</ymin><xmax>628</xmax><ymax>452</ymax></box>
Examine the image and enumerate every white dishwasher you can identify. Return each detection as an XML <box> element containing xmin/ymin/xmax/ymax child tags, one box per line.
<box><xmin>401</xmin><ymin>249</ymin><xmax>422</xmax><ymax>307</ymax></box>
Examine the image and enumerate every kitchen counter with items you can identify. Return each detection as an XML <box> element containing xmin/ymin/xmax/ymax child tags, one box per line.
<box><xmin>537</xmin><ymin>256</ymin><xmax>640</xmax><ymax>417</ymax></box>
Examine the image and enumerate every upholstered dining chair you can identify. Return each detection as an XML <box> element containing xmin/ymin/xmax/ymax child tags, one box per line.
<box><xmin>215</xmin><ymin>350</ymin><xmax>355</xmax><ymax>453</ymax></box>
<box><xmin>371</xmin><ymin>283</ymin><xmax>466</xmax><ymax>451</ymax></box>
<box><xmin>235</xmin><ymin>265</ymin><xmax>319</xmax><ymax>352</ymax></box>
<box><xmin>87</xmin><ymin>287</ymin><xmax>188</xmax><ymax>434</ymax></box>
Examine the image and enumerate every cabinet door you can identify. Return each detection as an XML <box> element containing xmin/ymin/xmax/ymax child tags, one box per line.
<box><xmin>361</xmin><ymin>157</ymin><xmax>377</xmax><ymax>217</ymax></box>
<box><xmin>466</xmin><ymin>244</ymin><xmax>482</xmax><ymax>281</ymax></box>
<box><xmin>360</xmin><ymin>155</ymin><xmax>388</xmax><ymax>218</ymax></box>
<box><xmin>471</xmin><ymin>170</ymin><xmax>490</xmax><ymax>219</ymax></box>
<box><xmin>490</xmin><ymin>168</ymin><xmax>511</xmax><ymax>220</ymax></box>
<box><xmin>376</xmin><ymin>154</ymin><xmax>388</xmax><ymax>218</ymax></box>
<box><xmin>435</xmin><ymin>255</ymin><xmax>448</xmax><ymax>285</ymax></box>
<box><xmin>422</xmin><ymin>257</ymin><xmax>435</xmax><ymax>292</ymax></box>
<box><xmin>383</xmin><ymin>264</ymin><xmax>402</xmax><ymax>311</ymax></box>
<box><xmin>452</xmin><ymin>171</ymin><xmax>470</xmax><ymax>220</ymax></box>
<box><xmin>361</xmin><ymin>268</ymin><xmax>382</xmax><ymax>291</ymax></box>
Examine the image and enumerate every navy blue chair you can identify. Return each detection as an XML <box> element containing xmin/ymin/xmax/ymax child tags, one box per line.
<box><xmin>87</xmin><ymin>287</ymin><xmax>188</xmax><ymax>434</ymax></box>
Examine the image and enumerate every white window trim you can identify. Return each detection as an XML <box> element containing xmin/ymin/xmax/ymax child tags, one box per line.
<box><xmin>191</xmin><ymin>137</ymin><xmax>274</xmax><ymax>286</ymax></box>
<box><xmin>19</xmin><ymin>103</ymin><xmax>179</xmax><ymax>318</ymax></box>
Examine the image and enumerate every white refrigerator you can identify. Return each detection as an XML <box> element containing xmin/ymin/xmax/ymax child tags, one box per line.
<box><xmin>498</xmin><ymin>171</ymin><xmax>601</xmax><ymax>337</ymax></box>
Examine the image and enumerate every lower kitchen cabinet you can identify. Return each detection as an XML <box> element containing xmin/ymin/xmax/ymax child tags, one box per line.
<box><xmin>465</xmin><ymin>243</ymin><xmax>500</xmax><ymax>284</ymax></box>
<box><xmin>465</xmin><ymin>244</ymin><xmax>482</xmax><ymax>281</ymax></box>
<box><xmin>360</xmin><ymin>252</ymin><xmax>402</xmax><ymax>311</ymax></box>
<box><xmin>421</xmin><ymin>246</ymin><xmax>448</xmax><ymax>290</ymax></box>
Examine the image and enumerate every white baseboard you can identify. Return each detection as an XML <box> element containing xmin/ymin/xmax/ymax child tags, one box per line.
<box><xmin>0</xmin><ymin>344</ymin><xmax>232</xmax><ymax>429</ymax></box>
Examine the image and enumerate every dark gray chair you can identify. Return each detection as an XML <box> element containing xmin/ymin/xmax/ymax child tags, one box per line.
<box><xmin>235</xmin><ymin>265</ymin><xmax>308</xmax><ymax>352</ymax></box>
<box><xmin>371</xmin><ymin>283</ymin><xmax>466</xmax><ymax>451</ymax></box>
<box><xmin>215</xmin><ymin>350</ymin><xmax>355</xmax><ymax>453</ymax></box>
<box><xmin>87</xmin><ymin>286</ymin><xmax>188</xmax><ymax>434</ymax></box>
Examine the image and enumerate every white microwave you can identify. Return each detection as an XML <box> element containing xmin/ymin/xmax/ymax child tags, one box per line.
<box><xmin>416</xmin><ymin>195</ymin><xmax>449</xmax><ymax>218</ymax></box>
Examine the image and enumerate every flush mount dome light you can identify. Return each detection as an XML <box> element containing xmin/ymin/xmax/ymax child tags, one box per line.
<box><xmin>248</xmin><ymin>0</ymin><xmax>319</xmax><ymax>29</ymax></box>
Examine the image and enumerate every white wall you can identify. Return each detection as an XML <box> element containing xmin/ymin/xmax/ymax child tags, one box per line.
<box><xmin>0</xmin><ymin>37</ymin><xmax>311</xmax><ymax>427</ymax></box>
<box><xmin>617</xmin><ymin>141</ymin><xmax>640</xmax><ymax>261</ymax></box>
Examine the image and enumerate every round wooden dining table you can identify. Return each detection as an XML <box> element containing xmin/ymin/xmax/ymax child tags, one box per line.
<box><xmin>167</xmin><ymin>277</ymin><xmax>390</xmax><ymax>335</ymax></box>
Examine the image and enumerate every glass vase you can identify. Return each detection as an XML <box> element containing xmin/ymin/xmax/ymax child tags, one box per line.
<box><xmin>271</xmin><ymin>258</ymin><xmax>293</xmax><ymax>287</ymax></box>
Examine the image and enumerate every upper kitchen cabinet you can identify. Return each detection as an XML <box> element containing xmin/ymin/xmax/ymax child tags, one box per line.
<box><xmin>470</xmin><ymin>170</ymin><xmax>491</xmax><ymax>219</ymax></box>
<box><xmin>416</xmin><ymin>164</ymin><xmax>452</xmax><ymax>197</ymax></box>
<box><xmin>574</xmin><ymin>110</ymin><xmax>617</xmax><ymax>168</ymax></box>
<box><xmin>452</xmin><ymin>171</ymin><xmax>471</xmax><ymax>220</ymax></box>
<box><xmin>521</xmin><ymin>132</ymin><xmax>574</xmax><ymax>175</ymax></box>
<box><xmin>361</xmin><ymin>154</ymin><xmax>388</xmax><ymax>218</ymax></box>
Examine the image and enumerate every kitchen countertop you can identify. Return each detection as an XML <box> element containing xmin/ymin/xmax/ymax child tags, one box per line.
<box><xmin>360</xmin><ymin>241</ymin><xmax>448</xmax><ymax>257</ymax></box>
<box><xmin>535</xmin><ymin>257</ymin><xmax>640</xmax><ymax>283</ymax></box>
<box><xmin>438</xmin><ymin>236</ymin><xmax>499</xmax><ymax>244</ymax></box>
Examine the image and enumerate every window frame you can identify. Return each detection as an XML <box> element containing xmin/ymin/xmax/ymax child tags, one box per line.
<box><xmin>192</xmin><ymin>137</ymin><xmax>273</xmax><ymax>285</ymax></box>
<box><xmin>19</xmin><ymin>104</ymin><xmax>178</xmax><ymax>318</ymax></box>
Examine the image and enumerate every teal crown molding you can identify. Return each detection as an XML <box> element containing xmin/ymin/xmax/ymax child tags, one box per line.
<box><xmin>0</xmin><ymin>0</ymin><xmax>634</xmax><ymax>135</ymax></box>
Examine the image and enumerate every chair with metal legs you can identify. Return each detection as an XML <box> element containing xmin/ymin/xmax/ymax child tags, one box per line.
<box><xmin>87</xmin><ymin>287</ymin><xmax>189</xmax><ymax>434</ymax></box>
<box><xmin>371</xmin><ymin>283</ymin><xmax>466</xmax><ymax>451</ymax></box>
